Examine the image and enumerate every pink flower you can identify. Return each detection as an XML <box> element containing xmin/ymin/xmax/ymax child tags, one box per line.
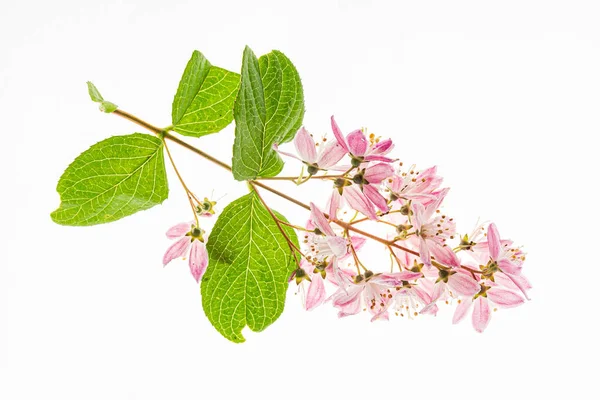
<box><xmin>163</xmin><ymin>222</ymin><xmax>209</xmax><ymax>283</ymax></box>
<box><xmin>486</xmin><ymin>223</ymin><xmax>523</xmax><ymax>276</ymax></box>
<box><xmin>452</xmin><ymin>283</ymin><xmax>525</xmax><ymax>333</ymax></box>
<box><xmin>329</xmin><ymin>182</ymin><xmax>378</xmax><ymax>220</ymax></box>
<box><xmin>352</xmin><ymin>163</ymin><xmax>395</xmax><ymax>212</ymax></box>
<box><xmin>275</xmin><ymin>126</ymin><xmax>346</xmax><ymax>174</ymax></box>
<box><xmin>411</xmin><ymin>188</ymin><xmax>455</xmax><ymax>265</ymax></box>
<box><xmin>476</xmin><ymin>223</ymin><xmax>531</xmax><ymax>300</ymax></box>
<box><xmin>419</xmin><ymin>246</ymin><xmax>480</xmax><ymax>313</ymax></box>
<box><xmin>331</xmin><ymin>116</ymin><xmax>395</xmax><ymax>165</ymax></box>
<box><xmin>387</xmin><ymin>165</ymin><xmax>444</xmax><ymax>207</ymax></box>
<box><xmin>307</xmin><ymin>202</ymin><xmax>349</xmax><ymax>260</ymax></box>
<box><xmin>330</xmin><ymin>270</ymin><xmax>422</xmax><ymax>321</ymax></box>
<box><xmin>294</xmin><ymin>260</ymin><xmax>327</xmax><ymax>311</ymax></box>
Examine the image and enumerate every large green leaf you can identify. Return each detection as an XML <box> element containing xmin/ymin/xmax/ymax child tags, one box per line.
<box><xmin>232</xmin><ymin>46</ymin><xmax>305</xmax><ymax>180</ymax></box>
<box><xmin>51</xmin><ymin>133</ymin><xmax>168</xmax><ymax>226</ymax></box>
<box><xmin>172</xmin><ymin>50</ymin><xmax>240</xmax><ymax>137</ymax></box>
<box><xmin>202</xmin><ymin>191</ymin><xmax>298</xmax><ymax>343</ymax></box>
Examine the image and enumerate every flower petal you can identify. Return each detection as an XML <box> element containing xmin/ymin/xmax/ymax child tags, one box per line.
<box><xmin>328</xmin><ymin>189</ymin><xmax>341</xmax><ymax>221</ymax></box>
<box><xmin>363</xmin><ymin>185</ymin><xmax>389</xmax><ymax>213</ymax></box>
<box><xmin>344</xmin><ymin>185</ymin><xmax>377</xmax><ymax>220</ymax></box>
<box><xmin>166</xmin><ymin>222</ymin><xmax>191</xmax><ymax>239</ymax></box>
<box><xmin>363</xmin><ymin>163</ymin><xmax>394</xmax><ymax>184</ymax></box>
<box><xmin>448</xmin><ymin>273</ymin><xmax>480</xmax><ymax>297</ymax></box>
<box><xmin>418</xmin><ymin>237</ymin><xmax>431</xmax><ymax>266</ymax></box>
<box><xmin>472</xmin><ymin>297</ymin><xmax>491</xmax><ymax>333</ymax></box>
<box><xmin>487</xmin><ymin>288</ymin><xmax>524</xmax><ymax>308</ymax></box>
<box><xmin>346</xmin><ymin>129</ymin><xmax>368</xmax><ymax>156</ymax></box>
<box><xmin>370</xmin><ymin>138</ymin><xmax>393</xmax><ymax>155</ymax></box>
<box><xmin>317</xmin><ymin>141</ymin><xmax>347</xmax><ymax>169</ymax></box>
<box><xmin>189</xmin><ymin>241</ymin><xmax>209</xmax><ymax>283</ymax></box>
<box><xmin>327</xmin><ymin>236</ymin><xmax>349</xmax><ymax>258</ymax></box>
<box><xmin>305</xmin><ymin>276</ymin><xmax>326</xmax><ymax>311</ymax></box>
<box><xmin>310</xmin><ymin>202</ymin><xmax>335</xmax><ymax>236</ymax></box>
<box><xmin>163</xmin><ymin>237</ymin><xmax>191</xmax><ymax>266</ymax></box>
<box><xmin>452</xmin><ymin>296</ymin><xmax>473</xmax><ymax>324</ymax></box>
<box><xmin>487</xmin><ymin>223</ymin><xmax>501</xmax><ymax>260</ymax></box>
<box><xmin>430</xmin><ymin>245</ymin><xmax>460</xmax><ymax>268</ymax></box>
<box><xmin>364</xmin><ymin>154</ymin><xmax>395</xmax><ymax>163</ymax></box>
<box><xmin>273</xmin><ymin>143</ymin><xmax>303</xmax><ymax>162</ymax></box>
<box><xmin>498</xmin><ymin>259</ymin><xmax>522</xmax><ymax>275</ymax></box>
<box><xmin>293</xmin><ymin>127</ymin><xmax>318</xmax><ymax>163</ymax></box>
<box><xmin>330</xmin><ymin>116</ymin><xmax>349</xmax><ymax>152</ymax></box>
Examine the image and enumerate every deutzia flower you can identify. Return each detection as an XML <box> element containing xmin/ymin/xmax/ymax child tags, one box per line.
<box><xmin>163</xmin><ymin>222</ymin><xmax>209</xmax><ymax>283</ymax></box>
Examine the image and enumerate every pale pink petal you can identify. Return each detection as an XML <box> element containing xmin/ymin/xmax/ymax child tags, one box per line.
<box><xmin>452</xmin><ymin>297</ymin><xmax>473</xmax><ymax>324</ymax></box>
<box><xmin>330</xmin><ymin>116</ymin><xmax>349</xmax><ymax>151</ymax></box>
<box><xmin>419</xmin><ymin>237</ymin><xmax>431</xmax><ymax>266</ymax></box>
<box><xmin>420</xmin><ymin>303</ymin><xmax>439</xmax><ymax>316</ymax></box>
<box><xmin>448</xmin><ymin>273</ymin><xmax>480</xmax><ymax>297</ymax></box>
<box><xmin>363</xmin><ymin>163</ymin><xmax>394</xmax><ymax>184</ymax></box>
<box><xmin>293</xmin><ymin>127</ymin><xmax>318</xmax><ymax>163</ymax></box>
<box><xmin>344</xmin><ymin>185</ymin><xmax>377</xmax><ymax>220</ymax></box>
<box><xmin>305</xmin><ymin>277</ymin><xmax>326</xmax><ymax>311</ymax></box>
<box><xmin>163</xmin><ymin>237</ymin><xmax>191</xmax><ymax>266</ymax></box>
<box><xmin>373</xmin><ymin>271</ymin><xmax>423</xmax><ymax>286</ymax></box>
<box><xmin>189</xmin><ymin>241</ymin><xmax>209</xmax><ymax>283</ymax></box>
<box><xmin>421</xmin><ymin>282</ymin><xmax>444</xmax><ymax>314</ymax></box>
<box><xmin>412</xmin><ymin>202</ymin><xmax>425</xmax><ymax>232</ymax></box>
<box><xmin>328</xmin><ymin>189</ymin><xmax>341</xmax><ymax>220</ymax></box>
<box><xmin>430</xmin><ymin>245</ymin><xmax>460</xmax><ymax>268</ymax></box>
<box><xmin>364</xmin><ymin>154</ymin><xmax>395</xmax><ymax>163</ymax></box>
<box><xmin>310</xmin><ymin>202</ymin><xmax>335</xmax><ymax>236</ymax></box>
<box><xmin>370</xmin><ymin>138</ymin><xmax>393</xmax><ymax>155</ymax></box>
<box><xmin>498</xmin><ymin>259</ymin><xmax>522</xmax><ymax>275</ymax></box>
<box><xmin>472</xmin><ymin>297</ymin><xmax>491</xmax><ymax>333</ymax></box>
<box><xmin>422</xmin><ymin>187</ymin><xmax>449</xmax><ymax>221</ymax></box>
<box><xmin>317</xmin><ymin>141</ymin><xmax>347</xmax><ymax>169</ymax></box>
<box><xmin>487</xmin><ymin>288</ymin><xmax>524</xmax><ymax>308</ymax></box>
<box><xmin>363</xmin><ymin>185</ymin><xmax>389</xmax><ymax>212</ymax></box>
<box><xmin>350</xmin><ymin>236</ymin><xmax>367</xmax><ymax>252</ymax></box>
<box><xmin>166</xmin><ymin>222</ymin><xmax>191</xmax><ymax>239</ymax></box>
<box><xmin>331</xmin><ymin>285</ymin><xmax>363</xmax><ymax>316</ymax></box>
<box><xmin>273</xmin><ymin>143</ymin><xmax>304</xmax><ymax>162</ymax></box>
<box><xmin>487</xmin><ymin>223</ymin><xmax>501</xmax><ymax>260</ymax></box>
<box><xmin>346</xmin><ymin>129</ymin><xmax>368</xmax><ymax>156</ymax></box>
<box><xmin>496</xmin><ymin>272</ymin><xmax>532</xmax><ymax>300</ymax></box>
<box><xmin>430</xmin><ymin>281</ymin><xmax>445</xmax><ymax>303</ymax></box>
<box><xmin>327</xmin><ymin>236</ymin><xmax>348</xmax><ymax>258</ymax></box>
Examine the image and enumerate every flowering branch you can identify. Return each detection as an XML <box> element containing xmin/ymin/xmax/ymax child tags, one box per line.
<box><xmin>51</xmin><ymin>48</ymin><xmax>531</xmax><ymax>343</ymax></box>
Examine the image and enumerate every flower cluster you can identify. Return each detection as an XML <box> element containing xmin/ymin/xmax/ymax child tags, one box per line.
<box><xmin>162</xmin><ymin>115</ymin><xmax>530</xmax><ymax>333</ymax></box>
<box><xmin>282</xmin><ymin>117</ymin><xmax>531</xmax><ymax>332</ymax></box>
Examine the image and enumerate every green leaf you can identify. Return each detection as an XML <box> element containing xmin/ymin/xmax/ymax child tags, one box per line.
<box><xmin>86</xmin><ymin>81</ymin><xmax>118</xmax><ymax>113</ymax></box>
<box><xmin>51</xmin><ymin>133</ymin><xmax>168</xmax><ymax>226</ymax></box>
<box><xmin>232</xmin><ymin>46</ymin><xmax>305</xmax><ymax>180</ymax></box>
<box><xmin>100</xmin><ymin>101</ymin><xmax>118</xmax><ymax>113</ymax></box>
<box><xmin>87</xmin><ymin>81</ymin><xmax>104</xmax><ymax>102</ymax></box>
<box><xmin>202</xmin><ymin>191</ymin><xmax>298</xmax><ymax>343</ymax></box>
<box><xmin>172</xmin><ymin>50</ymin><xmax>240</xmax><ymax>137</ymax></box>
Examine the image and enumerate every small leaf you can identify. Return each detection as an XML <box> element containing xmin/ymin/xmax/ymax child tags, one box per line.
<box><xmin>86</xmin><ymin>81</ymin><xmax>118</xmax><ymax>113</ymax></box>
<box><xmin>202</xmin><ymin>191</ymin><xmax>298</xmax><ymax>343</ymax></box>
<box><xmin>87</xmin><ymin>81</ymin><xmax>104</xmax><ymax>102</ymax></box>
<box><xmin>172</xmin><ymin>50</ymin><xmax>240</xmax><ymax>137</ymax></box>
<box><xmin>100</xmin><ymin>101</ymin><xmax>118</xmax><ymax>113</ymax></box>
<box><xmin>232</xmin><ymin>46</ymin><xmax>305</xmax><ymax>180</ymax></box>
<box><xmin>51</xmin><ymin>133</ymin><xmax>168</xmax><ymax>226</ymax></box>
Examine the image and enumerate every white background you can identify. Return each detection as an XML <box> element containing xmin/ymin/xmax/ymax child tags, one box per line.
<box><xmin>1</xmin><ymin>0</ymin><xmax>598</xmax><ymax>399</ymax></box>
